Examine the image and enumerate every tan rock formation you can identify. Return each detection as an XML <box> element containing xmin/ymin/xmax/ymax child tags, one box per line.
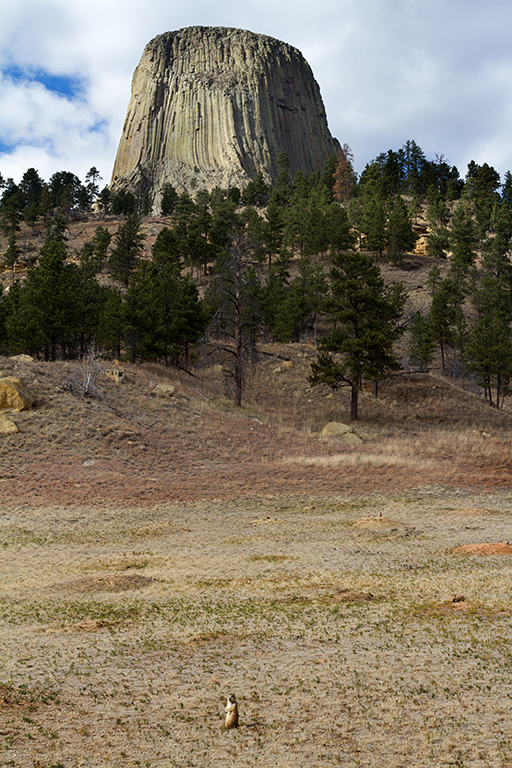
<box><xmin>0</xmin><ymin>415</ymin><xmax>18</xmax><ymax>435</ymax></box>
<box><xmin>111</xmin><ymin>26</ymin><xmax>340</xmax><ymax>205</ymax></box>
<box><xmin>322</xmin><ymin>421</ymin><xmax>363</xmax><ymax>444</ymax></box>
<box><xmin>150</xmin><ymin>383</ymin><xmax>176</xmax><ymax>397</ymax></box>
<box><xmin>322</xmin><ymin>422</ymin><xmax>353</xmax><ymax>437</ymax></box>
<box><xmin>0</xmin><ymin>377</ymin><xmax>35</xmax><ymax>411</ymax></box>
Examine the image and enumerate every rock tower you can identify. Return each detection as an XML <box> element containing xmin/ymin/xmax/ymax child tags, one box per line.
<box><xmin>111</xmin><ymin>27</ymin><xmax>340</xmax><ymax>205</ymax></box>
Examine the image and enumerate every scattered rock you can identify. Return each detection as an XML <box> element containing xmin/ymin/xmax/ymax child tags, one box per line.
<box><xmin>151</xmin><ymin>383</ymin><xmax>176</xmax><ymax>397</ymax></box>
<box><xmin>281</xmin><ymin>360</ymin><xmax>294</xmax><ymax>371</ymax></box>
<box><xmin>322</xmin><ymin>422</ymin><xmax>363</xmax><ymax>443</ymax></box>
<box><xmin>342</xmin><ymin>432</ymin><xmax>364</xmax><ymax>444</ymax></box>
<box><xmin>105</xmin><ymin>368</ymin><xmax>124</xmax><ymax>383</ymax></box>
<box><xmin>8</xmin><ymin>354</ymin><xmax>34</xmax><ymax>364</ymax></box>
<box><xmin>0</xmin><ymin>415</ymin><xmax>18</xmax><ymax>434</ymax></box>
<box><xmin>322</xmin><ymin>422</ymin><xmax>353</xmax><ymax>437</ymax></box>
<box><xmin>0</xmin><ymin>376</ymin><xmax>35</xmax><ymax>411</ymax></box>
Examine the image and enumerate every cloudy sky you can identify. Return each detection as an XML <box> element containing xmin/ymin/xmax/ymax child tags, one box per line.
<box><xmin>1</xmin><ymin>0</ymin><xmax>512</xmax><ymax>187</ymax></box>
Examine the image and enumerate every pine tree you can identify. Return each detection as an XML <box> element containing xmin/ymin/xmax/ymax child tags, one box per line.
<box><xmin>108</xmin><ymin>214</ymin><xmax>144</xmax><ymax>287</ymax></box>
<box><xmin>19</xmin><ymin>168</ymin><xmax>44</xmax><ymax>208</ymax></box>
<box><xmin>160</xmin><ymin>183</ymin><xmax>179</xmax><ymax>216</ymax></box>
<box><xmin>267</xmin><ymin>256</ymin><xmax>327</xmax><ymax>343</ymax></box>
<box><xmin>449</xmin><ymin>202</ymin><xmax>476</xmax><ymax>284</ymax></box>
<box><xmin>309</xmin><ymin>251</ymin><xmax>406</xmax><ymax>420</ymax></box>
<box><xmin>386</xmin><ymin>196</ymin><xmax>417</xmax><ymax>264</ymax></box>
<box><xmin>407</xmin><ymin>312</ymin><xmax>436</xmax><ymax>370</ymax></box>
<box><xmin>466</xmin><ymin>315</ymin><xmax>512</xmax><ymax>408</ymax></box>
<box><xmin>205</xmin><ymin>230</ymin><xmax>262</xmax><ymax>406</ymax></box>
<box><xmin>429</xmin><ymin>277</ymin><xmax>465</xmax><ymax>370</ymax></box>
<box><xmin>152</xmin><ymin>226</ymin><xmax>183</xmax><ymax>268</ymax></box>
<box><xmin>261</xmin><ymin>194</ymin><xmax>285</xmax><ymax>269</ymax></box>
<box><xmin>241</xmin><ymin>172</ymin><xmax>269</xmax><ymax>206</ymax></box>
<box><xmin>333</xmin><ymin>144</ymin><xmax>356</xmax><ymax>206</ymax></box>
<box><xmin>85</xmin><ymin>167</ymin><xmax>102</xmax><ymax>209</ymax></box>
<box><xmin>426</xmin><ymin>226</ymin><xmax>450</xmax><ymax>259</ymax></box>
<box><xmin>360</xmin><ymin>194</ymin><xmax>387</xmax><ymax>259</ymax></box>
<box><xmin>91</xmin><ymin>226</ymin><xmax>112</xmax><ymax>272</ymax></box>
<box><xmin>97</xmin><ymin>288</ymin><xmax>124</xmax><ymax>359</ymax></box>
<box><xmin>325</xmin><ymin>202</ymin><xmax>355</xmax><ymax>255</ymax></box>
<box><xmin>9</xmin><ymin>236</ymin><xmax>81</xmax><ymax>359</ymax></box>
<box><xmin>3</xmin><ymin>233</ymin><xmax>20</xmax><ymax>283</ymax></box>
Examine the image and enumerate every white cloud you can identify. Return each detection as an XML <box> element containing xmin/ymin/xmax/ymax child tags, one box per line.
<box><xmin>2</xmin><ymin>0</ymin><xmax>512</xmax><ymax>184</ymax></box>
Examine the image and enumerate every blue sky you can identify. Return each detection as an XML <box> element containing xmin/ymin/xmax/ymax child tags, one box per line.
<box><xmin>2</xmin><ymin>0</ymin><xmax>512</xmax><ymax>186</ymax></box>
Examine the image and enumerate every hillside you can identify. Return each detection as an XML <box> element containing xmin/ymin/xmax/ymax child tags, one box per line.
<box><xmin>2</xmin><ymin>340</ymin><xmax>512</xmax><ymax>511</ymax></box>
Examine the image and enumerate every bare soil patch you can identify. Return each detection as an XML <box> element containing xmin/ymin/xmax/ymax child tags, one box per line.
<box><xmin>60</xmin><ymin>574</ymin><xmax>154</xmax><ymax>593</ymax></box>
<box><xmin>452</xmin><ymin>541</ymin><xmax>512</xmax><ymax>555</ymax></box>
<box><xmin>352</xmin><ymin>515</ymin><xmax>409</xmax><ymax>530</ymax></box>
<box><xmin>450</xmin><ymin>507</ymin><xmax>495</xmax><ymax>515</ymax></box>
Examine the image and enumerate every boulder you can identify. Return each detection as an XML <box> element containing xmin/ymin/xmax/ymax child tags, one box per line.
<box><xmin>0</xmin><ymin>377</ymin><xmax>35</xmax><ymax>411</ymax></box>
<box><xmin>151</xmin><ymin>383</ymin><xmax>176</xmax><ymax>397</ymax></box>
<box><xmin>9</xmin><ymin>354</ymin><xmax>34</xmax><ymax>363</ymax></box>
<box><xmin>342</xmin><ymin>432</ymin><xmax>363</xmax><ymax>444</ymax></box>
<box><xmin>111</xmin><ymin>26</ymin><xmax>340</xmax><ymax>203</ymax></box>
<box><xmin>105</xmin><ymin>368</ymin><xmax>125</xmax><ymax>383</ymax></box>
<box><xmin>0</xmin><ymin>415</ymin><xmax>18</xmax><ymax>435</ymax></box>
<box><xmin>322</xmin><ymin>421</ymin><xmax>363</xmax><ymax>444</ymax></box>
<box><xmin>322</xmin><ymin>422</ymin><xmax>354</xmax><ymax>437</ymax></box>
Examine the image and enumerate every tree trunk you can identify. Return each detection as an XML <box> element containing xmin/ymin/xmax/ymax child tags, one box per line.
<box><xmin>487</xmin><ymin>378</ymin><xmax>494</xmax><ymax>407</ymax></box>
<box><xmin>233</xmin><ymin>260</ymin><xmax>243</xmax><ymax>407</ymax></box>
<box><xmin>350</xmin><ymin>384</ymin><xmax>358</xmax><ymax>421</ymax></box>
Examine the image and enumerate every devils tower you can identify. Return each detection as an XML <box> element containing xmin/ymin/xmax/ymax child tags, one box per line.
<box><xmin>111</xmin><ymin>26</ymin><xmax>340</xmax><ymax>205</ymax></box>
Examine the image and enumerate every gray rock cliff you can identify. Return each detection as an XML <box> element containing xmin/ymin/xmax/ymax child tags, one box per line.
<box><xmin>111</xmin><ymin>26</ymin><xmax>340</xmax><ymax>205</ymax></box>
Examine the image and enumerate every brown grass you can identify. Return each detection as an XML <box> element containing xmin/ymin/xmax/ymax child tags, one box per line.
<box><xmin>2</xmin><ymin>330</ymin><xmax>512</xmax><ymax>766</ymax></box>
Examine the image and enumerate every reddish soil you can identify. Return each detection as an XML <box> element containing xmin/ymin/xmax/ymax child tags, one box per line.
<box><xmin>2</xmin><ymin>353</ymin><xmax>512</xmax><ymax>509</ymax></box>
<box><xmin>452</xmin><ymin>542</ymin><xmax>512</xmax><ymax>555</ymax></box>
<box><xmin>2</xmin><ymin>399</ymin><xmax>512</xmax><ymax>510</ymax></box>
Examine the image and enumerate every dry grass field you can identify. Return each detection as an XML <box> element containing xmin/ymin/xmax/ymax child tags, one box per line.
<box><xmin>1</xmin><ymin>340</ymin><xmax>512</xmax><ymax>767</ymax></box>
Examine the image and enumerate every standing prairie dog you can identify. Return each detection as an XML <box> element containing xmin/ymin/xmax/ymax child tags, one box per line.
<box><xmin>225</xmin><ymin>693</ymin><xmax>239</xmax><ymax>728</ymax></box>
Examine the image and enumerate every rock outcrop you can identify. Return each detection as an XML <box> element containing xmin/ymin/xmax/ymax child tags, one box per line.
<box><xmin>0</xmin><ymin>377</ymin><xmax>35</xmax><ymax>411</ymax></box>
<box><xmin>322</xmin><ymin>422</ymin><xmax>363</xmax><ymax>444</ymax></box>
<box><xmin>0</xmin><ymin>415</ymin><xmax>18</xmax><ymax>435</ymax></box>
<box><xmin>111</xmin><ymin>26</ymin><xmax>340</xmax><ymax>205</ymax></box>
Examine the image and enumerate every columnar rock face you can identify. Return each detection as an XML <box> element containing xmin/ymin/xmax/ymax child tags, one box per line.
<box><xmin>111</xmin><ymin>26</ymin><xmax>340</xmax><ymax>205</ymax></box>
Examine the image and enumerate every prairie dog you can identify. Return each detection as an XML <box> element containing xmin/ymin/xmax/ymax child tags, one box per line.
<box><xmin>224</xmin><ymin>693</ymin><xmax>239</xmax><ymax>728</ymax></box>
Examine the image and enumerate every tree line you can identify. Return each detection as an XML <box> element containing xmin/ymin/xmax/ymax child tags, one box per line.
<box><xmin>1</xmin><ymin>142</ymin><xmax>512</xmax><ymax>415</ymax></box>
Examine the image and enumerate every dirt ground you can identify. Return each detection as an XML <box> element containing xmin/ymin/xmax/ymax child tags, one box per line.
<box><xmin>1</xmin><ymin>351</ymin><xmax>512</xmax><ymax>767</ymax></box>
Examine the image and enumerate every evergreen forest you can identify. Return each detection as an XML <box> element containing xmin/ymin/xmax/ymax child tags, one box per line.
<box><xmin>2</xmin><ymin>140</ymin><xmax>512</xmax><ymax>416</ymax></box>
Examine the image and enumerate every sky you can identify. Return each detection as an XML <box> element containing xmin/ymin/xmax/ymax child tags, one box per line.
<box><xmin>1</xmin><ymin>0</ymin><xmax>512</xmax><ymax>187</ymax></box>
